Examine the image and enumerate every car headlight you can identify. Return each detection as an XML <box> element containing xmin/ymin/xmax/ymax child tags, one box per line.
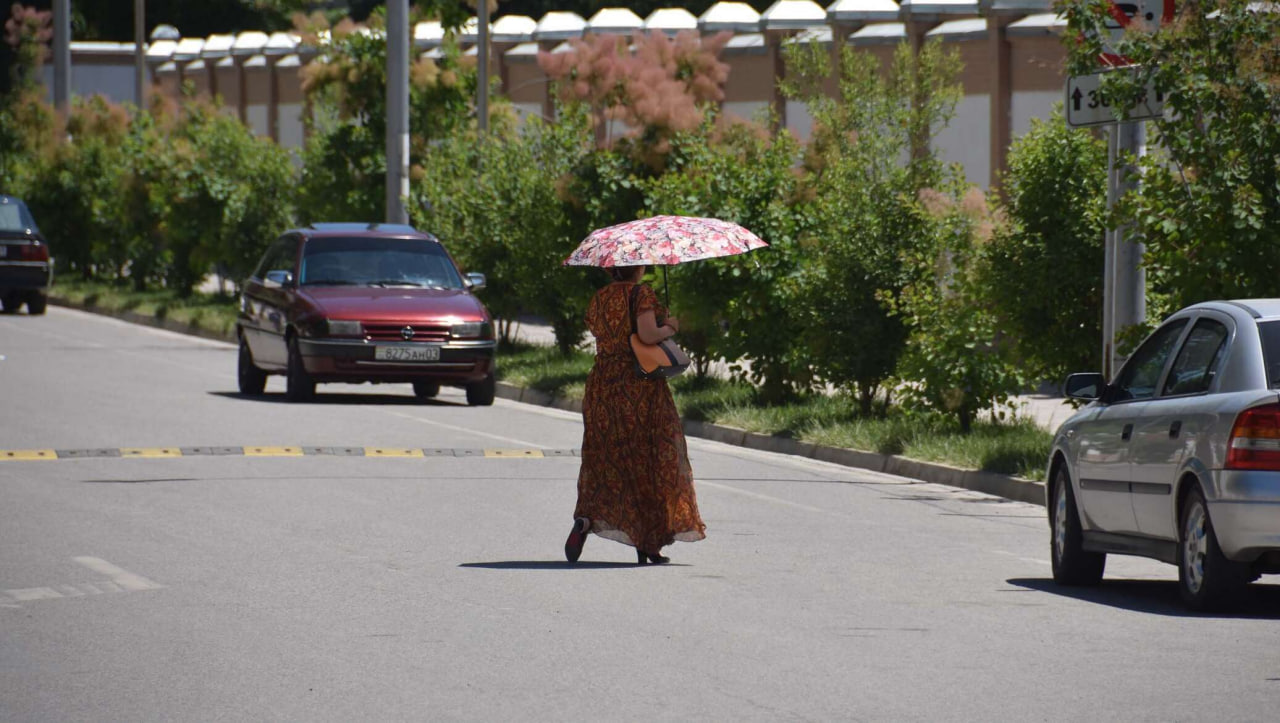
<box><xmin>325</xmin><ymin>319</ymin><xmax>364</xmax><ymax>337</ymax></box>
<box><xmin>450</xmin><ymin>321</ymin><xmax>490</xmax><ymax>339</ymax></box>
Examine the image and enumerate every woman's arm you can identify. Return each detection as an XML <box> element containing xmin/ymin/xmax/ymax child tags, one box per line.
<box><xmin>636</xmin><ymin>310</ymin><xmax>676</xmax><ymax>345</ymax></box>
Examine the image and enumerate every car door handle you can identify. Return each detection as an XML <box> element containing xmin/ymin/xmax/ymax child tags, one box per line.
<box><xmin>1121</xmin><ymin>423</ymin><xmax>1134</xmax><ymax>441</ymax></box>
<box><xmin>1169</xmin><ymin>420</ymin><xmax>1182</xmax><ymax>439</ymax></box>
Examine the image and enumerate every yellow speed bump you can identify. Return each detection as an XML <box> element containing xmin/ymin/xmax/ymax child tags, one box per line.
<box><xmin>484</xmin><ymin>449</ymin><xmax>545</xmax><ymax>459</ymax></box>
<box><xmin>120</xmin><ymin>448</ymin><xmax>182</xmax><ymax>458</ymax></box>
<box><xmin>0</xmin><ymin>449</ymin><xmax>58</xmax><ymax>461</ymax></box>
<box><xmin>365</xmin><ymin>447</ymin><xmax>425</xmax><ymax>458</ymax></box>
<box><xmin>244</xmin><ymin>446</ymin><xmax>303</xmax><ymax>457</ymax></box>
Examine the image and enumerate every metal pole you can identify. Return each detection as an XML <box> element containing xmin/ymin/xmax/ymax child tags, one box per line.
<box><xmin>1110</xmin><ymin>120</ymin><xmax>1146</xmax><ymax>375</ymax></box>
<box><xmin>134</xmin><ymin>0</ymin><xmax>146</xmax><ymax>110</ymax></box>
<box><xmin>477</xmin><ymin>0</ymin><xmax>489</xmax><ymax>133</ymax></box>
<box><xmin>1102</xmin><ymin>123</ymin><xmax>1118</xmax><ymax>380</ymax></box>
<box><xmin>385</xmin><ymin>0</ymin><xmax>410</xmax><ymax>224</ymax></box>
<box><xmin>52</xmin><ymin>0</ymin><xmax>70</xmax><ymax>114</ymax></box>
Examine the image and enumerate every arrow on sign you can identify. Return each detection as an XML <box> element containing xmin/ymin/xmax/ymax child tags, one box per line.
<box><xmin>1072</xmin><ymin>87</ymin><xmax>1084</xmax><ymax>112</ymax></box>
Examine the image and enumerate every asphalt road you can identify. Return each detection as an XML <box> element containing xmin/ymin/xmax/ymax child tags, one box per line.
<box><xmin>2</xmin><ymin>307</ymin><xmax>1279</xmax><ymax>722</ymax></box>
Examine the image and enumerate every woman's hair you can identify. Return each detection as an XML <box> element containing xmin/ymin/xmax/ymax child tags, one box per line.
<box><xmin>608</xmin><ymin>266</ymin><xmax>642</xmax><ymax>282</ymax></box>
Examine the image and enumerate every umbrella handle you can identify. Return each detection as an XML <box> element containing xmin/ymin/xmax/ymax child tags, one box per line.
<box><xmin>662</xmin><ymin>266</ymin><xmax>671</xmax><ymax>310</ymax></box>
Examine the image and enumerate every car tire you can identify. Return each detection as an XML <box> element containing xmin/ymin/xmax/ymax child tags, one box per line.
<box><xmin>412</xmin><ymin>381</ymin><xmax>440</xmax><ymax>400</ymax></box>
<box><xmin>1178</xmin><ymin>485</ymin><xmax>1247</xmax><ymax>611</ymax></box>
<box><xmin>0</xmin><ymin>294</ymin><xmax>19</xmax><ymax>314</ymax></box>
<box><xmin>465</xmin><ymin>372</ymin><xmax>495</xmax><ymax>407</ymax></box>
<box><xmin>1050</xmin><ymin>465</ymin><xmax>1106</xmax><ymax>586</ymax></box>
<box><xmin>25</xmin><ymin>291</ymin><xmax>46</xmax><ymax>315</ymax></box>
<box><xmin>238</xmin><ymin>336</ymin><xmax>267</xmax><ymax>396</ymax></box>
<box><xmin>285</xmin><ymin>336</ymin><xmax>315</xmax><ymax>402</ymax></box>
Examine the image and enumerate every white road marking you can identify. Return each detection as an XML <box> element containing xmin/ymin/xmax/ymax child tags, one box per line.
<box><xmin>384</xmin><ymin>410</ymin><xmax>545</xmax><ymax>448</ymax></box>
<box><xmin>73</xmin><ymin>556</ymin><xmax>164</xmax><ymax>591</ymax></box>
<box><xmin>7</xmin><ymin>587</ymin><xmax>64</xmax><ymax>601</ymax></box>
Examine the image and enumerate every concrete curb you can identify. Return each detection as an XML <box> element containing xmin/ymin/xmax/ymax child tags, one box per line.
<box><xmin>499</xmin><ymin>382</ymin><xmax>1046</xmax><ymax>507</ymax></box>
<box><xmin>50</xmin><ymin>295</ymin><xmax>237</xmax><ymax>345</ymax></box>
<box><xmin>51</xmin><ymin>295</ymin><xmax>1045</xmax><ymax>508</ymax></box>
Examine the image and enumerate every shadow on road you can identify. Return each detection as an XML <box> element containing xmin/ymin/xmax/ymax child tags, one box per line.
<box><xmin>1009</xmin><ymin>577</ymin><xmax>1280</xmax><ymax>619</ymax></box>
<box><xmin>460</xmin><ymin>561</ymin><xmax>685</xmax><ymax>570</ymax></box>
<box><xmin>208</xmin><ymin>391</ymin><xmax>466</xmax><ymax>407</ymax></box>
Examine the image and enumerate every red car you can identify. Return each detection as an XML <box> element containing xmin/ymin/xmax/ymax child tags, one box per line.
<box><xmin>236</xmin><ymin>223</ymin><xmax>496</xmax><ymax>405</ymax></box>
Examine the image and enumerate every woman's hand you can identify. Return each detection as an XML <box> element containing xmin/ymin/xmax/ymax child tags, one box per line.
<box><xmin>665</xmin><ymin>316</ymin><xmax>680</xmax><ymax>333</ymax></box>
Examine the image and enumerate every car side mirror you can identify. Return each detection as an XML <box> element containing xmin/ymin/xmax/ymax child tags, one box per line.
<box><xmin>465</xmin><ymin>272</ymin><xmax>486</xmax><ymax>291</ymax></box>
<box><xmin>1064</xmin><ymin>372</ymin><xmax>1107</xmax><ymax>401</ymax></box>
<box><xmin>264</xmin><ymin>269</ymin><xmax>294</xmax><ymax>288</ymax></box>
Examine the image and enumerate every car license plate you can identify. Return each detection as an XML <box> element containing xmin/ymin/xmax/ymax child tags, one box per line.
<box><xmin>375</xmin><ymin>345</ymin><xmax>440</xmax><ymax>362</ymax></box>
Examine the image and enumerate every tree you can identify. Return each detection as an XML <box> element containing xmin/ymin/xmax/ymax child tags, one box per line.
<box><xmin>982</xmin><ymin>108</ymin><xmax>1108</xmax><ymax>382</ymax></box>
<box><xmin>1063</xmin><ymin>0</ymin><xmax>1280</xmax><ymax>317</ymax></box>
<box><xmin>782</xmin><ymin>40</ymin><xmax>960</xmax><ymax>414</ymax></box>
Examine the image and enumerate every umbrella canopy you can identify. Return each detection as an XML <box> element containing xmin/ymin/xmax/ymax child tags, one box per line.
<box><xmin>563</xmin><ymin>215</ymin><xmax>768</xmax><ymax>267</ymax></box>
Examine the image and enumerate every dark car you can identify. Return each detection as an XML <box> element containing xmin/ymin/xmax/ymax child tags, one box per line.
<box><xmin>0</xmin><ymin>195</ymin><xmax>52</xmax><ymax>315</ymax></box>
<box><xmin>236</xmin><ymin>223</ymin><xmax>497</xmax><ymax>405</ymax></box>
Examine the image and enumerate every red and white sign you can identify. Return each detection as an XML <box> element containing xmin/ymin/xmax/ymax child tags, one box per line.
<box><xmin>1098</xmin><ymin>0</ymin><xmax>1176</xmax><ymax>67</ymax></box>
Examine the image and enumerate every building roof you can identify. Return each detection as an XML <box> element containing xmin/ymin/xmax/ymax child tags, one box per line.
<box><xmin>534</xmin><ymin>11</ymin><xmax>587</xmax><ymax>41</ymax></box>
<box><xmin>925</xmin><ymin>17</ymin><xmax>989</xmax><ymax>39</ymax></box>
<box><xmin>760</xmin><ymin>0</ymin><xmax>828</xmax><ymax>30</ymax></box>
<box><xmin>848</xmin><ymin>21</ymin><xmax>906</xmax><ymax>44</ymax></box>
<box><xmin>644</xmin><ymin>8</ymin><xmax>699</xmax><ymax>34</ymax></box>
<box><xmin>826</xmin><ymin>0</ymin><xmax>902</xmax><ymax>23</ymax></box>
<box><xmin>898</xmin><ymin>0</ymin><xmax>982</xmax><ymax>15</ymax></box>
<box><xmin>700</xmin><ymin>2</ymin><xmax>762</xmax><ymax>33</ymax></box>
<box><xmin>492</xmin><ymin>15</ymin><xmax>537</xmax><ymax>43</ymax></box>
<box><xmin>722</xmin><ymin>32</ymin><xmax>767</xmax><ymax>53</ymax></box>
<box><xmin>1006</xmin><ymin>12</ymin><xmax>1066</xmax><ymax>35</ymax></box>
<box><xmin>588</xmin><ymin>8</ymin><xmax>645</xmax><ymax>34</ymax></box>
<box><xmin>232</xmin><ymin>31</ymin><xmax>270</xmax><ymax>57</ymax></box>
<box><xmin>146</xmin><ymin>38</ymin><xmax>176</xmax><ymax>61</ymax></box>
<box><xmin>202</xmin><ymin>34</ymin><xmax>235</xmax><ymax>58</ymax></box>
<box><xmin>414</xmin><ymin>20</ymin><xmax>444</xmax><ymax>46</ymax></box>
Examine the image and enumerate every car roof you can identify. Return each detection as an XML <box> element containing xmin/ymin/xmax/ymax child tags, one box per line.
<box><xmin>1183</xmin><ymin>299</ymin><xmax>1280</xmax><ymax>322</ymax></box>
<box><xmin>292</xmin><ymin>222</ymin><xmax>438</xmax><ymax>240</ymax></box>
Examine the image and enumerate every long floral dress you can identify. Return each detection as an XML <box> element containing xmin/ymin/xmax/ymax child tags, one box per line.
<box><xmin>574</xmin><ymin>282</ymin><xmax>706</xmax><ymax>552</ymax></box>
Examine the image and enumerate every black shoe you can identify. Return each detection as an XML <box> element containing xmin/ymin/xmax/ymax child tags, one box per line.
<box><xmin>637</xmin><ymin>549</ymin><xmax>670</xmax><ymax>565</ymax></box>
<box><xmin>564</xmin><ymin>517</ymin><xmax>589</xmax><ymax>563</ymax></box>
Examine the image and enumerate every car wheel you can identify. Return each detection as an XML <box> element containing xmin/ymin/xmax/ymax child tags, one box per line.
<box><xmin>25</xmin><ymin>291</ymin><xmax>46</xmax><ymax>315</ymax></box>
<box><xmin>285</xmin><ymin>336</ymin><xmax>315</xmax><ymax>402</ymax></box>
<box><xmin>0</xmin><ymin>294</ymin><xmax>19</xmax><ymax>314</ymax></box>
<box><xmin>1178</xmin><ymin>485</ymin><xmax>1247</xmax><ymax>611</ymax></box>
<box><xmin>1050</xmin><ymin>465</ymin><xmax>1106</xmax><ymax>586</ymax></box>
<box><xmin>465</xmin><ymin>372</ymin><xmax>495</xmax><ymax>407</ymax></box>
<box><xmin>413</xmin><ymin>381</ymin><xmax>439</xmax><ymax>400</ymax></box>
<box><xmin>238</xmin><ymin>336</ymin><xmax>267</xmax><ymax>396</ymax></box>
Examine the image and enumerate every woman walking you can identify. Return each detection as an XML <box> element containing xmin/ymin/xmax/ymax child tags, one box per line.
<box><xmin>564</xmin><ymin>265</ymin><xmax>705</xmax><ymax>564</ymax></box>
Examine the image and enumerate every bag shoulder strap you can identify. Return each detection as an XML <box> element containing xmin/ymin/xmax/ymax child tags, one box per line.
<box><xmin>628</xmin><ymin>283</ymin><xmax>640</xmax><ymax>336</ymax></box>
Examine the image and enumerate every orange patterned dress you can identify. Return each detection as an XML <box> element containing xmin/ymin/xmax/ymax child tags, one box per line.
<box><xmin>574</xmin><ymin>282</ymin><xmax>706</xmax><ymax>553</ymax></box>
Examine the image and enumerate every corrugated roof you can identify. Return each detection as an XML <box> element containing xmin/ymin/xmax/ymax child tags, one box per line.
<box><xmin>926</xmin><ymin>18</ymin><xmax>988</xmax><ymax>38</ymax></box>
<box><xmin>898</xmin><ymin>0</ymin><xmax>981</xmax><ymax>14</ymax></box>
<box><xmin>232</xmin><ymin>31</ymin><xmax>270</xmax><ymax>56</ymax></box>
<box><xmin>722</xmin><ymin>32</ymin><xmax>767</xmax><ymax>54</ymax></box>
<box><xmin>848</xmin><ymin>21</ymin><xmax>906</xmax><ymax>44</ymax></box>
<box><xmin>146</xmin><ymin>38</ymin><xmax>176</xmax><ymax>60</ymax></box>
<box><xmin>202</xmin><ymin>34</ymin><xmax>235</xmax><ymax>57</ymax></box>
<box><xmin>1006</xmin><ymin>12</ymin><xmax>1066</xmax><ymax>35</ymax></box>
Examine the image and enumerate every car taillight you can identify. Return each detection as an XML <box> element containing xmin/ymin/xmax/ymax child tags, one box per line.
<box><xmin>18</xmin><ymin>242</ymin><xmax>49</xmax><ymax>262</ymax></box>
<box><xmin>1225</xmin><ymin>403</ymin><xmax>1280</xmax><ymax>470</ymax></box>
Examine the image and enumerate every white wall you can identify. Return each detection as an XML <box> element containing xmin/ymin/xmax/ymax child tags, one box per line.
<box><xmin>932</xmin><ymin>93</ymin><xmax>991</xmax><ymax>188</ymax></box>
<box><xmin>278</xmin><ymin>103</ymin><xmax>305</xmax><ymax>150</ymax></box>
<box><xmin>246</xmin><ymin>105</ymin><xmax>269</xmax><ymax>138</ymax></box>
<box><xmin>42</xmin><ymin>63</ymin><xmax>136</xmax><ymax>105</ymax></box>
<box><xmin>785</xmin><ymin>100</ymin><xmax>814</xmax><ymax>142</ymax></box>
<box><xmin>1011</xmin><ymin>90</ymin><xmax>1062</xmax><ymax>140</ymax></box>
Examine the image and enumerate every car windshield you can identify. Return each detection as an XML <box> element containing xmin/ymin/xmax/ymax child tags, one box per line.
<box><xmin>0</xmin><ymin>199</ymin><xmax>39</xmax><ymax>234</ymax></box>
<box><xmin>299</xmin><ymin>236</ymin><xmax>464</xmax><ymax>289</ymax></box>
<box><xmin>1258</xmin><ymin>321</ymin><xmax>1280</xmax><ymax>389</ymax></box>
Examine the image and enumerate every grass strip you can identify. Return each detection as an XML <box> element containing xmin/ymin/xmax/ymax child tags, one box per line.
<box><xmin>51</xmin><ymin>279</ymin><xmax>239</xmax><ymax>339</ymax></box>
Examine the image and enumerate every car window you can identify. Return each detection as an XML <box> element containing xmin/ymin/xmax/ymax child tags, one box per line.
<box><xmin>253</xmin><ymin>238</ymin><xmax>296</xmax><ymax>280</ymax></box>
<box><xmin>299</xmin><ymin>236</ymin><xmax>464</xmax><ymax>289</ymax></box>
<box><xmin>1161</xmin><ymin>319</ymin><xmax>1229</xmax><ymax>396</ymax></box>
<box><xmin>0</xmin><ymin>199</ymin><xmax>37</xmax><ymax>233</ymax></box>
<box><xmin>1258</xmin><ymin>321</ymin><xmax>1280</xmax><ymax>389</ymax></box>
<box><xmin>1113</xmin><ymin>320</ymin><xmax>1188</xmax><ymax>402</ymax></box>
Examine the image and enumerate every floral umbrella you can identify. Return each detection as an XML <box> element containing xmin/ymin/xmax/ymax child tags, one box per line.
<box><xmin>563</xmin><ymin>215</ymin><xmax>768</xmax><ymax>268</ymax></box>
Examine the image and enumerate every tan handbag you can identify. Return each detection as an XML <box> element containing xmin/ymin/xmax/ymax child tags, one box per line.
<box><xmin>628</xmin><ymin>285</ymin><xmax>690</xmax><ymax>379</ymax></box>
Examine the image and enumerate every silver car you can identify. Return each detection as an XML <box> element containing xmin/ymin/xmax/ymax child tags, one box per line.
<box><xmin>1048</xmin><ymin>300</ymin><xmax>1280</xmax><ymax>610</ymax></box>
